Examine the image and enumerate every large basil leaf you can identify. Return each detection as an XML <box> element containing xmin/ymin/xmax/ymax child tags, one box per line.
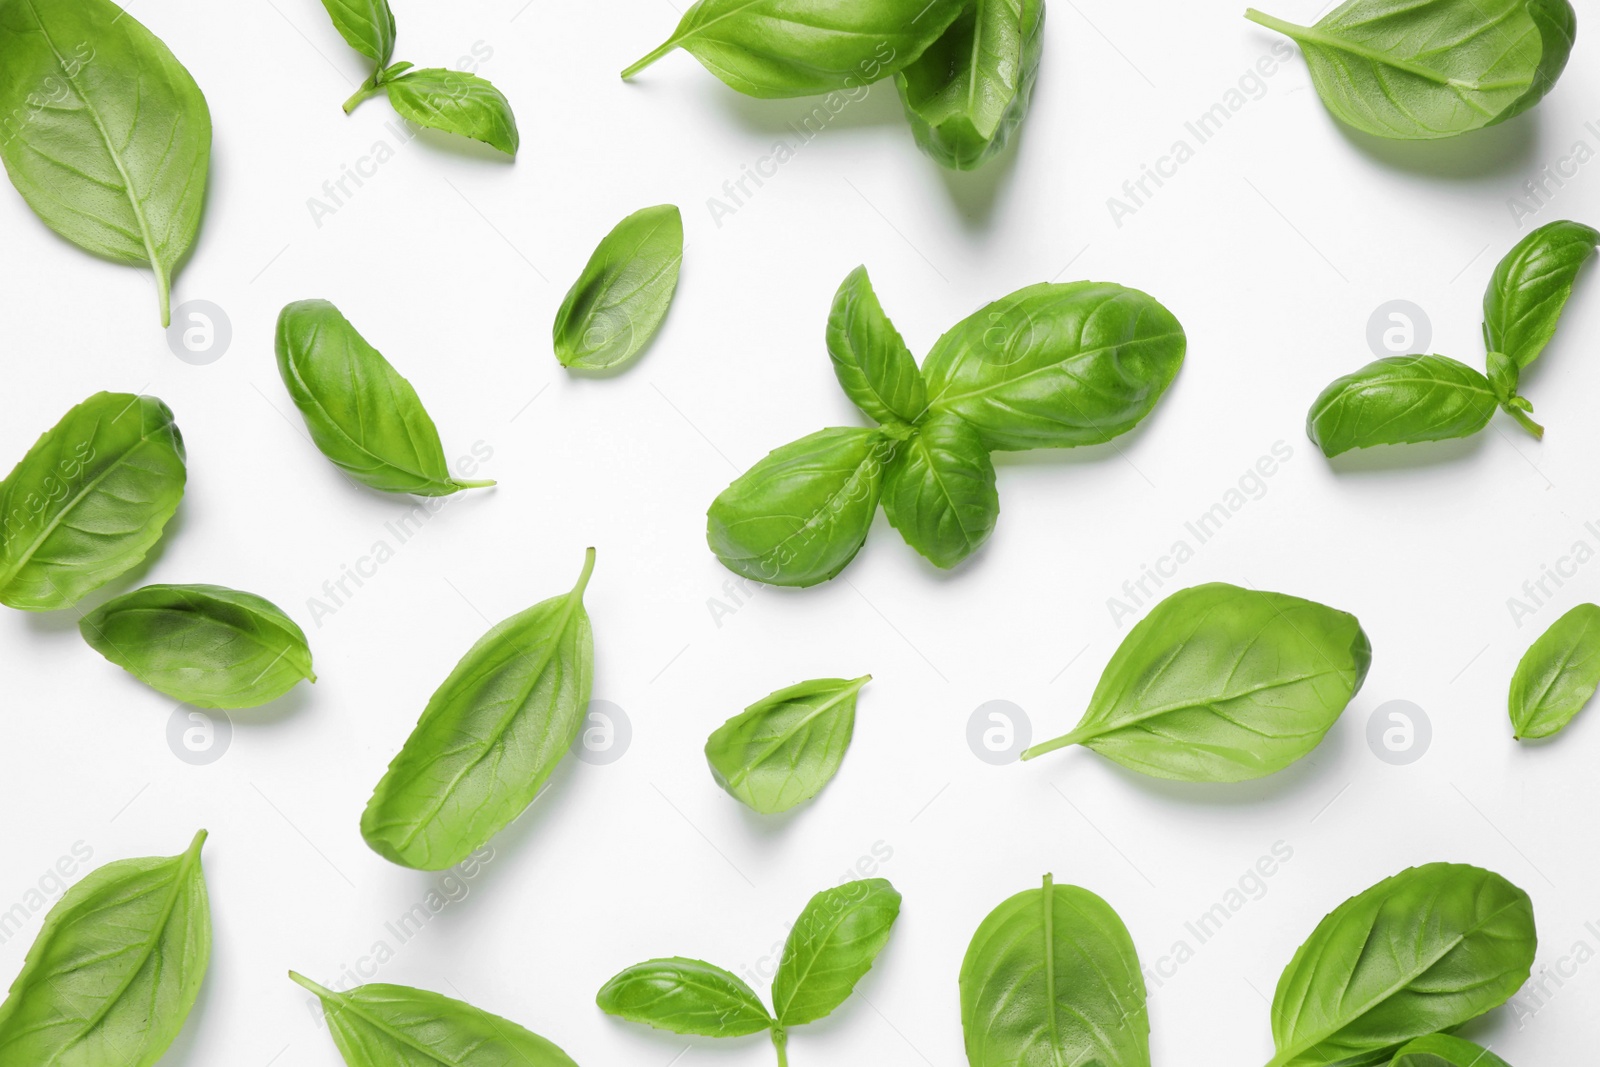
<box><xmin>0</xmin><ymin>830</ymin><xmax>210</xmax><ymax>1067</ymax></box>
<box><xmin>1508</xmin><ymin>602</ymin><xmax>1600</xmax><ymax>740</ymax></box>
<box><xmin>275</xmin><ymin>300</ymin><xmax>495</xmax><ymax>497</ymax></box>
<box><xmin>826</xmin><ymin>266</ymin><xmax>927</xmax><ymax>426</ymax></box>
<box><xmin>1023</xmin><ymin>583</ymin><xmax>1371</xmax><ymax>781</ymax></box>
<box><xmin>384</xmin><ymin>68</ymin><xmax>520</xmax><ymax>157</ymax></box>
<box><xmin>596</xmin><ymin>958</ymin><xmax>774</xmax><ymax>1037</ymax></box>
<box><xmin>772</xmin><ymin>878</ymin><xmax>901</xmax><ymax>1026</ymax></box>
<box><xmin>292</xmin><ymin>973</ymin><xmax>578</xmax><ymax>1066</ymax></box>
<box><xmin>1245</xmin><ymin>0</ymin><xmax>1577</xmax><ymax>140</ymax></box>
<box><xmin>553</xmin><ymin>204</ymin><xmax>684</xmax><ymax>371</ymax></box>
<box><xmin>321</xmin><ymin>0</ymin><xmax>395</xmax><ymax>66</ymax></box>
<box><xmin>622</xmin><ymin>0</ymin><xmax>964</xmax><ymax>98</ymax></box>
<box><xmin>1306</xmin><ymin>355</ymin><xmax>1497</xmax><ymax>457</ymax></box>
<box><xmin>707</xmin><ymin>428</ymin><xmax>893</xmax><ymax>587</ymax></box>
<box><xmin>1483</xmin><ymin>219</ymin><xmax>1599</xmax><ymax>371</ymax></box>
<box><xmin>881</xmin><ymin>414</ymin><xmax>999</xmax><ymax>569</ymax></box>
<box><xmin>79</xmin><ymin>583</ymin><xmax>315</xmax><ymax>709</ymax></box>
<box><xmin>960</xmin><ymin>874</ymin><xmax>1149</xmax><ymax>1067</ymax></box>
<box><xmin>361</xmin><ymin>548</ymin><xmax>595</xmax><ymax>870</ymax></box>
<box><xmin>0</xmin><ymin>0</ymin><xmax>211</xmax><ymax>325</ymax></box>
<box><xmin>1389</xmin><ymin>1034</ymin><xmax>1512</xmax><ymax>1067</ymax></box>
<box><xmin>896</xmin><ymin>0</ymin><xmax>1046</xmax><ymax>170</ymax></box>
<box><xmin>705</xmin><ymin>675</ymin><xmax>869</xmax><ymax>814</ymax></box>
<box><xmin>0</xmin><ymin>392</ymin><xmax>186</xmax><ymax>611</ymax></box>
<box><xmin>1267</xmin><ymin>863</ymin><xmax>1536</xmax><ymax>1067</ymax></box>
<box><xmin>922</xmin><ymin>282</ymin><xmax>1186</xmax><ymax>451</ymax></box>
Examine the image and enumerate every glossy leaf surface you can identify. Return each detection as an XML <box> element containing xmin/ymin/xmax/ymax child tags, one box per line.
<box><xmin>705</xmin><ymin>675</ymin><xmax>868</xmax><ymax>813</ymax></box>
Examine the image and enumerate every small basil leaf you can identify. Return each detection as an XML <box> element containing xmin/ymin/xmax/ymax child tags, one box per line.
<box><xmin>895</xmin><ymin>0</ymin><xmax>1046</xmax><ymax>170</ymax></box>
<box><xmin>0</xmin><ymin>392</ymin><xmax>186</xmax><ymax>611</ymax></box>
<box><xmin>1508</xmin><ymin>602</ymin><xmax>1600</xmax><ymax>740</ymax></box>
<box><xmin>361</xmin><ymin>549</ymin><xmax>595</xmax><ymax>870</ymax></box>
<box><xmin>922</xmin><ymin>282</ymin><xmax>1186</xmax><ymax>451</ymax></box>
<box><xmin>292</xmin><ymin>973</ymin><xmax>578</xmax><ymax>1066</ymax></box>
<box><xmin>0</xmin><ymin>0</ymin><xmax>211</xmax><ymax>324</ymax></box>
<box><xmin>1266</xmin><ymin>863</ymin><xmax>1535</xmax><ymax>1067</ymax></box>
<box><xmin>707</xmin><ymin>428</ymin><xmax>893</xmax><ymax>587</ymax></box>
<box><xmin>705</xmin><ymin>675</ymin><xmax>869</xmax><ymax>814</ymax></box>
<box><xmin>772</xmin><ymin>878</ymin><xmax>901</xmax><ymax>1027</ymax></box>
<box><xmin>596</xmin><ymin>957</ymin><xmax>774</xmax><ymax>1037</ymax></box>
<box><xmin>275</xmin><ymin>300</ymin><xmax>495</xmax><ymax>497</ymax></box>
<box><xmin>384</xmin><ymin>68</ymin><xmax>519</xmax><ymax>156</ymax></box>
<box><xmin>1482</xmin><ymin>219</ymin><xmax>1599</xmax><ymax>370</ymax></box>
<box><xmin>0</xmin><ymin>830</ymin><xmax>209</xmax><ymax>1067</ymax></box>
<box><xmin>1389</xmin><ymin>1034</ymin><xmax>1512</xmax><ymax>1067</ymax></box>
<box><xmin>553</xmin><ymin>204</ymin><xmax>684</xmax><ymax>371</ymax></box>
<box><xmin>1485</xmin><ymin>350</ymin><xmax>1519</xmax><ymax>404</ymax></box>
<box><xmin>881</xmin><ymin>413</ymin><xmax>998</xmax><ymax>569</ymax></box>
<box><xmin>960</xmin><ymin>874</ymin><xmax>1150</xmax><ymax>1067</ymax></box>
<box><xmin>826</xmin><ymin>266</ymin><xmax>927</xmax><ymax>425</ymax></box>
<box><xmin>321</xmin><ymin>0</ymin><xmax>396</xmax><ymax>67</ymax></box>
<box><xmin>1306</xmin><ymin>355</ymin><xmax>1497</xmax><ymax>457</ymax></box>
<box><xmin>1024</xmin><ymin>583</ymin><xmax>1370</xmax><ymax>782</ymax></box>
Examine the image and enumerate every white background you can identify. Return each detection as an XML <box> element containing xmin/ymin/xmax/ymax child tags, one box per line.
<box><xmin>1</xmin><ymin>0</ymin><xmax>1598</xmax><ymax>1063</ymax></box>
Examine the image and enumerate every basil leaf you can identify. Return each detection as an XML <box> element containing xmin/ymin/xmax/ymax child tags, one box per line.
<box><xmin>1306</xmin><ymin>355</ymin><xmax>1497</xmax><ymax>457</ymax></box>
<box><xmin>1508</xmin><ymin>602</ymin><xmax>1600</xmax><ymax>740</ymax></box>
<box><xmin>1245</xmin><ymin>0</ymin><xmax>1577</xmax><ymax>140</ymax></box>
<box><xmin>79</xmin><ymin>583</ymin><xmax>315</xmax><ymax>709</ymax></box>
<box><xmin>1024</xmin><ymin>583</ymin><xmax>1370</xmax><ymax>781</ymax></box>
<box><xmin>553</xmin><ymin>204</ymin><xmax>684</xmax><ymax>371</ymax></box>
<box><xmin>881</xmin><ymin>414</ymin><xmax>998</xmax><ymax>569</ymax></box>
<box><xmin>596</xmin><ymin>957</ymin><xmax>774</xmax><ymax>1037</ymax></box>
<box><xmin>321</xmin><ymin>0</ymin><xmax>395</xmax><ymax>66</ymax></box>
<box><xmin>0</xmin><ymin>392</ymin><xmax>186</xmax><ymax>611</ymax></box>
<box><xmin>0</xmin><ymin>0</ymin><xmax>211</xmax><ymax>325</ymax></box>
<box><xmin>772</xmin><ymin>878</ymin><xmax>901</xmax><ymax>1027</ymax></box>
<box><xmin>384</xmin><ymin>68</ymin><xmax>520</xmax><ymax>156</ymax></box>
<box><xmin>1389</xmin><ymin>1034</ymin><xmax>1512</xmax><ymax>1067</ymax></box>
<box><xmin>705</xmin><ymin>675</ymin><xmax>869</xmax><ymax>814</ymax></box>
<box><xmin>960</xmin><ymin>873</ymin><xmax>1150</xmax><ymax>1067</ymax></box>
<box><xmin>922</xmin><ymin>282</ymin><xmax>1186</xmax><ymax>451</ymax></box>
<box><xmin>895</xmin><ymin>0</ymin><xmax>1046</xmax><ymax>170</ymax></box>
<box><xmin>1267</xmin><ymin>863</ymin><xmax>1535</xmax><ymax>1067</ymax></box>
<box><xmin>1483</xmin><ymin>219</ymin><xmax>1599</xmax><ymax>371</ymax></box>
<box><xmin>275</xmin><ymin>300</ymin><xmax>495</xmax><ymax>497</ymax></box>
<box><xmin>291</xmin><ymin>973</ymin><xmax>578</xmax><ymax>1066</ymax></box>
<box><xmin>0</xmin><ymin>830</ymin><xmax>209</xmax><ymax>1067</ymax></box>
<box><xmin>826</xmin><ymin>266</ymin><xmax>927</xmax><ymax>426</ymax></box>
<box><xmin>622</xmin><ymin>0</ymin><xmax>963</xmax><ymax>98</ymax></box>
<box><xmin>361</xmin><ymin>548</ymin><xmax>595</xmax><ymax>870</ymax></box>
<box><xmin>706</xmin><ymin>428</ymin><xmax>893</xmax><ymax>588</ymax></box>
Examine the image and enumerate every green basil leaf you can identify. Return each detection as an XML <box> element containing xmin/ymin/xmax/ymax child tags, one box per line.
<box><xmin>361</xmin><ymin>548</ymin><xmax>595</xmax><ymax>870</ymax></box>
<box><xmin>1266</xmin><ymin>863</ymin><xmax>1535</xmax><ymax>1067</ymax></box>
<box><xmin>895</xmin><ymin>0</ymin><xmax>1046</xmax><ymax>170</ymax></box>
<box><xmin>79</xmin><ymin>583</ymin><xmax>315</xmax><ymax>709</ymax></box>
<box><xmin>275</xmin><ymin>300</ymin><xmax>495</xmax><ymax>497</ymax></box>
<box><xmin>705</xmin><ymin>675</ymin><xmax>869</xmax><ymax>814</ymax></box>
<box><xmin>383</xmin><ymin>67</ymin><xmax>519</xmax><ymax>156</ymax></box>
<box><xmin>707</xmin><ymin>428</ymin><xmax>893</xmax><ymax>587</ymax></box>
<box><xmin>959</xmin><ymin>873</ymin><xmax>1150</xmax><ymax>1067</ymax></box>
<box><xmin>0</xmin><ymin>392</ymin><xmax>186</xmax><ymax>611</ymax></box>
<box><xmin>0</xmin><ymin>830</ymin><xmax>209</xmax><ymax>1067</ymax></box>
<box><xmin>553</xmin><ymin>204</ymin><xmax>684</xmax><ymax>371</ymax></box>
<box><xmin>1389</xmin><ymin>1034</ymin><xmax>1512</xmax><ymax>1067</ymax></box>
<box><xmin>1245</xmin><ymin>0</ymin><xmax>1577</xmax><ymax>140</ymax></box>
<box><xmin>1306</xmin><ymin>355</ymin><xmax>1497</xmax><ymax>457</ymax></box>
<box><xmin>772</xmin><ymin>878</ymin><xmax>901</xmax><ymax>1027</ymax></box>
<box><xmin>291</xmin><ymin>973</ymin><xmax>578</xmax><ymax>1066</ymax></box>
<box><xmin>596</xmin><ymin>957</ymin><xmax>774</xmax><ymax>1037</ymax></box>
<box><xmin>0</xmin><ymin>0</ymin><xmax>210</xmax><ymax>326</ymax></box>
<box><xmin>1483</xmin><ymin>219</ymin><xmax>1599</xmax><ymax>370</ymax></box>
<box><xmin>622</xmin><ymin>0</ymin><xmax>963</xmax><ymax>98</ymax></box>
<box><xmin>881</xmin><ymin>413</ymin><xmax>998</xmax><ymax>569</ymax></box>
<box><xmin>922</xmin><ymin>282</ymin><xmax>1186</xmax><ymax>451</ymax></box>
<box><xmin>1024</xmin><ymin>583</ymin><xmax>1371</xmax><ymax>781</ymax></box>
<box><xmin>826</xmin><ymin>266</ymin><xmax>927</xmax><ymax>426</ymax></box>
<box><xmin>321</xmin><ymin>0</ymin><xmax>395</xmax><ymax>66</ymax></box>
<box><xmin>1508</xmin><ymin>602</ymin><xmax>1600</xmax><ymax>740</ymax></box>
<box><xmin>1485</xmin><ymin>350</ymin><xmax>1520</xmax><ymax>405</ymax></box>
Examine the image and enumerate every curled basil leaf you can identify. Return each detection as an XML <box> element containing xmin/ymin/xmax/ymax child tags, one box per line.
<box><xmin>1508</xmin><ymin>602</ymin><xmax>1600</xmax><ymax>740</ymax></box>
<box><xmin>384</xmin><ymin>68</ymin><xmax>519</xmax><ymax>156</ymax></box>
<box><xmin>827</xmin><ymin>266</ymin><xmax>927</xmax><ymax>426</ymax></box>
<box><xmin>705</xmin><ymin>675</ymin><xmax>869</xmax><ymax>814</ymax></box>
<box><xmin>596</xmin><ymin>958</ymin><xmax>774</xmax><ymax>1037</ymax></box>
<box><xmin>1266</xmin><ymin>863</ymin><xmax>1535</xmax><ymax>1067</ymax></box>
<box><xmin>1390</xmin><ymin>1034</ymin><xmax>1512</xmax><ymax>1067</ymax></box>
<box><xmin>554</xmin><ymin>204</ymin><xmax>684</xmax><ymax>371</ymax></box>
<box><xmin>361</xmin><ymin>548</ymin><xmax>595</xmax><ymax>870</ymax></box>
<box><xmin>0</xmin><ymin>392</ymin><xmax>186</xmax><ymax>611</ymax></box>
<box><xmin>1306</xmin><ymin>355</ymin><xmax>1496</xmax><ymax>458</ymax></box>
<box><xmin>1483</xmin><ymin>219</ymin><xmax>1599</xmax><ymax>370</ymax></box>
<box><xmin>881</xmin><ymin>413</ymin><xmax>998</xmax><ymax>569</ymax></box>
<box><xmin>80</xmin><ymin>583</ymin><xmax>315</xmax><ymax>709</ymax></box>
<box><xmin>960</xmin><ymin>874</ymin><xmax>1150</xmax><ymax>1067</ymax></box>
<box><xmin>320</xmin><ymin>0</ymin><xmax>395</xmax><ymax>67</ymax></box>
<box><xmin>772</xmin><ymin>878</ymin><xmax>901</xmax><ymax>1026</ymax></box>
<box><xmin>0</xmin><ymin>830</ymin><xmax>210</xmax><ymax>1067</ymax></box>
<box><xmin>1024</xmin><ymin>583</ymin><xmax>1371</xmax><ymax>781</ymax></box>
